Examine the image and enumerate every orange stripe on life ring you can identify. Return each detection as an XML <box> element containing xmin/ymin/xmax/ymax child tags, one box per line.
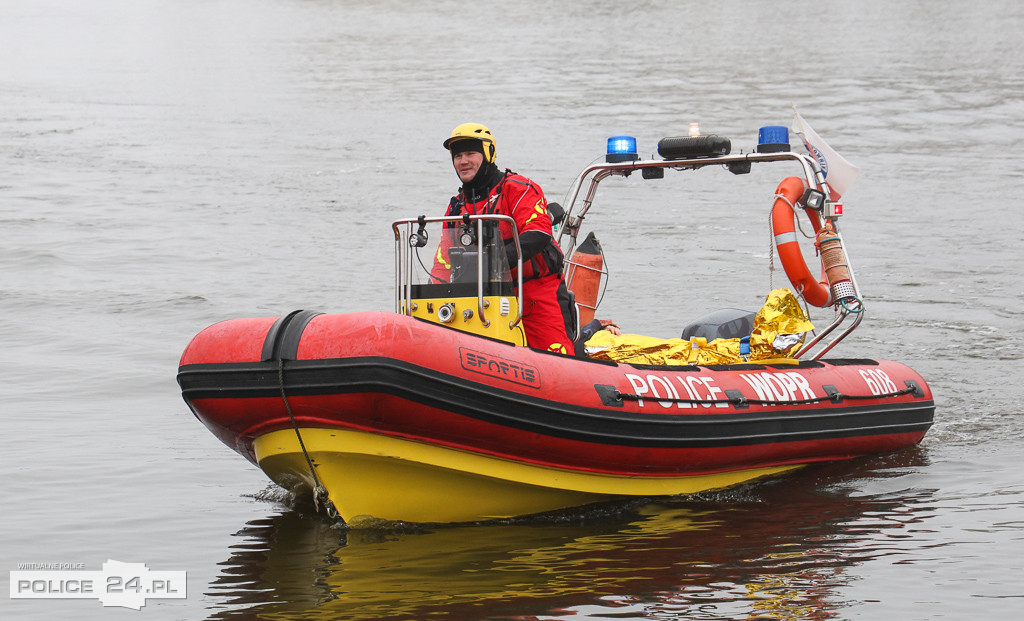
<box><xmin>771</xmin><ymin>177</ymin><xmax>832</xmax><ymax>307</ymax></box>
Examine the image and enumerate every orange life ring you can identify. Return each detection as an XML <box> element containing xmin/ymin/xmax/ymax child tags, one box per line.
<box><xmin>771</xmin><ymin>177</ymin><xmax>832</xmax><ymax>307</ymax></box>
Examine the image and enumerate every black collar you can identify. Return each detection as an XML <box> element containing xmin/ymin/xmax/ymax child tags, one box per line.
<box><xmin>460</xmin><ymin>162</ymin><xmax>504</xmax><ymax>203</ymax></box>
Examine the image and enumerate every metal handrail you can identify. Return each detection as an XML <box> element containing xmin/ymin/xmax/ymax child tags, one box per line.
<box><xmin>795</xmin><ymin>307</ymin><xmax>864</xmax><ymax>360</ymax></box>
<box><xmin>557</xmin><ymin>151</ymin><xmax>823</xmax><ymax>256</ymax></box>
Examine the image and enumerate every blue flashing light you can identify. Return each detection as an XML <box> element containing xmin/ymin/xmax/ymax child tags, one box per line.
<box><xmin>756</xmin><ymin>125</ymin><xmax>790</xmax><ymax>153</ymax></box>
<box><xmin>606</xmin><ymin>135</ymin><xmax>638</xmax><ymax>162</ymax></box>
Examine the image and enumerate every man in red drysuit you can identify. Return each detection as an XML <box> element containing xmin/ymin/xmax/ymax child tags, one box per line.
<box><xmin>432</xmin><ymin>122</ymin><xmax>574</xmax><ymax>355</ymax></box>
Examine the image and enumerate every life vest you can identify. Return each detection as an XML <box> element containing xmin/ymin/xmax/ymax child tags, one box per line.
<box><xmin>443</xmin><ymin>170</ymin><xmax>563</xmax><ymax>281</ymax></box>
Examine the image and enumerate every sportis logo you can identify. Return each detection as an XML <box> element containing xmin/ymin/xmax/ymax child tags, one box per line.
<box><xmin>460</xmin><ymin>348</ymin><xmax>541</xmax><ymax>388</ymax></box>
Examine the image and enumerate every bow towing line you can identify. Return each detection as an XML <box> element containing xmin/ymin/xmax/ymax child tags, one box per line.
<box><xmin>178</xmin><ymin>127</ymin><xmax>934</xmax><ymax>526</ymax></box>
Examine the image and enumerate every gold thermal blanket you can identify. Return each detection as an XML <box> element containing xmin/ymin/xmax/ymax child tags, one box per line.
<box><xmin>585</xmin><ymin>288</ymin><xmax>814</xmax><ymax>366</ymax></box>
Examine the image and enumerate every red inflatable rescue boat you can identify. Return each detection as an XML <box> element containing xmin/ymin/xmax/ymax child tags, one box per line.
<box><xmin>178</xmin><ymin>123</ymin><xmax>934</xmax><ymax>526</ymax></box>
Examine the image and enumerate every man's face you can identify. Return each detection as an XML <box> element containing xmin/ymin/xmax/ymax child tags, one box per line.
<box><xmin>453</xmin><ymin>150</ymin><xmax>484</xmax><ymax>183</ymax></box>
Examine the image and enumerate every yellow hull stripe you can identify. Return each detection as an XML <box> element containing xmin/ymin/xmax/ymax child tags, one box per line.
<box><xmin>254</xmin><ymin>428</ymin><xmax>800</xmax><ymax>525</ymax></box>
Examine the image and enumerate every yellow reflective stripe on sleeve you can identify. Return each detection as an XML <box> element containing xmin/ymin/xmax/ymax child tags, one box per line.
<box><xmin>524</xmin><ymin>198</ymin><xmax>548</xmax><ymax>226</ymax></box>
<box><xmin>436</xmin><ymin>246</ymin><xmax>451</xmax><ymax>269</ymax></box>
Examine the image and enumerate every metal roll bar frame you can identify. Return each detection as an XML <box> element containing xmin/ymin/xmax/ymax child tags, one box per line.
<box><xmin>554</xmin><ymin>151</ymin><xmax>863</xmax><ymax>360</ymax></box>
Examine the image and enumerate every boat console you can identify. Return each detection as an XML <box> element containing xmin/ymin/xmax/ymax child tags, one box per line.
<box><xmin>393</xmin><ymin>213</ymin><xmax>527</xmax><ymax>346</ymax></box>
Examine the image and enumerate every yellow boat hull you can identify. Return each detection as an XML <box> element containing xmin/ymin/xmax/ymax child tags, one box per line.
<box><xmin>254</xmin><ymin>428</ymin><xmax>800</xmax><ymax>526</ymax></box>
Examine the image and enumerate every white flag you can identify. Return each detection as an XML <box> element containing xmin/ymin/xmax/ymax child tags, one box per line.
<box><xmin>792</xmin><ymin>106</ymin><xmax>861</xmax><ymax>199</ymax></box>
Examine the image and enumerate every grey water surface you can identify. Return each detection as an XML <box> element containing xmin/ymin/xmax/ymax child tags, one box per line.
<box><xmin>2</xmin><ymin>1</ymin><xmax>1023</xmax><ymax>619</ymax></box>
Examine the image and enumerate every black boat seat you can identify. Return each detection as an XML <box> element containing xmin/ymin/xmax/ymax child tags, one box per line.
<box><xmin>681</xmin><ymin>307</ymin><xmax>757</xmax><ymax>341</ymax></box>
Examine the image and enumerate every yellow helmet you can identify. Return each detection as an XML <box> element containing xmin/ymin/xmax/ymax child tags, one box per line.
<box><xmin>443</xmin><ymin>122</ymin><xmax>496</xmax><ymax>163</ymax></box>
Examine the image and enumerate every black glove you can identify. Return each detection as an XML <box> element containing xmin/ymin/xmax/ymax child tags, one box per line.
<box><xmin>505</xmin><ymin>231</ymin><xmax>551</xmax><ymax>263</ymax></box>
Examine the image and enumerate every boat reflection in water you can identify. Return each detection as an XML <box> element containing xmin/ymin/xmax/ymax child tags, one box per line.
<box><xmin>206</xmin><ymin>449</ymin><xmax>933</xmax><ymax>621</ymax></box>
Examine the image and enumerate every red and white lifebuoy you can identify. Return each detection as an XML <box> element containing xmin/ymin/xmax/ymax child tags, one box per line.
<box><xmin>771</xmin><ymin>177</ymin><xmax>832</xmax><ymax>307</ymax></box>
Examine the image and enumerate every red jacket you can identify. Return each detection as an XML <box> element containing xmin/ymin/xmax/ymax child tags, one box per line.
<box><xmin>431</xmin><ymin>171</ymin><xmax>563</xmax><ymax>283</ymax></box>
